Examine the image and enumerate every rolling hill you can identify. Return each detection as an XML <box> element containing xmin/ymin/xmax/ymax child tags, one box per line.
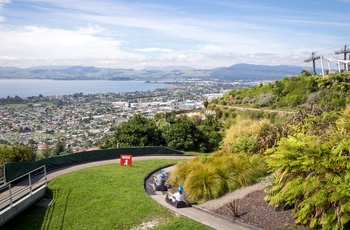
<box><xmin>0</xmin><ymin>64</ymin><xmax>314</xmax><ymax>82</ymax></box>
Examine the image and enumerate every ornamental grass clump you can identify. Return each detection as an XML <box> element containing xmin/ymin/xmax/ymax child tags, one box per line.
<box><xmin>169</xmin><ymin>151</ymin><xmax>268</xmax><ymax>204</ymax></box>
<box><xmin>169</xmin><ymin>158</ymin><xmax>201</xmax><ymax>186</ymax></box>
<box><xmin>183</xmin><ymin>163</ymin><xmax>224</xmax><ymax>203</ymax></box>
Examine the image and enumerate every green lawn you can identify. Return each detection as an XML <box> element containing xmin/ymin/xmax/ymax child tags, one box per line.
<box><xmin>2</xmin><ymin>103</ymin><xmax>27</xmax><ymax>108</ymax></box>
<box><xmin>3</xmin><ymin>101</ymin><xmax>54</xmax><ymax>109</ymax></box>
<box><xmin>184</xmin><ymin>151</ymin><xmax>208</xmax><ymax>156</ymax></box>
<box><xmin>2</xmin><ymin>159</ymin><xmax>209</xmax><ymax>230</ymax></box>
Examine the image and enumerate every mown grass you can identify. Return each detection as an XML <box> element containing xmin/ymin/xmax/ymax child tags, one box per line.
<box><xmin>3</xmin><ymin>101</ymin><xmax>54</xmax><ymax>109</ymax></box>
<box><xmin>2</xmin><ymin>159</ymin><xmax>209</xmax><ymax>230</ymax></box>
<box><xmin>2</xmin><ymin>103</ymin><xmax>27</xmax><ymax>108</ymax></box>
<box><xmin>184</xmin><ymin>151</ymin><xmax>208</xmax><ymax>156</ymax></box>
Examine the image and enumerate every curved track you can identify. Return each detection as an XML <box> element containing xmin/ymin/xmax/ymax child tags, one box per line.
<box><xmin>45</xmin><ymin>155</ymin><xmax>256</xmax><ymax>230</ymax></box>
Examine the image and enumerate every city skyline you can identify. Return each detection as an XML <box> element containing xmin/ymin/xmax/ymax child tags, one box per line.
<box><xmin>0</xmin><ymin>0</ymin><xmax>349</xmax><ymax>69</ymax></box>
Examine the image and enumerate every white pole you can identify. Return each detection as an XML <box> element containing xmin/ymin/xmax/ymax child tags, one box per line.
<box><xmin>320</xmin><ymin>56</ymin><xmax>324</xmax><ymax>77</ymax></box>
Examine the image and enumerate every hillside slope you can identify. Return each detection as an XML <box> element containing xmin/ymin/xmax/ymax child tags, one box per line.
<box><xmin>209</xmin><ymin>71</ymin><xmax>350</xmax><ymax>114</ymax></box>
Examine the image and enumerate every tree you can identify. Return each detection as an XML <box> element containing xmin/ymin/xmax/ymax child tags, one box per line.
<box><xmin>52</xmin><ymin>140</ymin><xmax>65</xmax><ymax>156</ymax></box>
<box><xmin>161</xmin><ymin>115</ymin><xmax>200</xmax><ymax>151</ymax></box>
<box><xmin>306</xmin><ymin>76</ymin><xmax>318</xmax><ymax>93</ymax></box>
<box><xmin>301</xmin><ymin>69</ymin><xmax>313</xmax><ymax>76</ymax></box>
<box><xmin>215</xmin><ymin>109</ymin><xmax>223</xmax><ymax>119</ymax></box>
<box><xmin>197</xmin><ymin>115</ymin><xmax>222</xmax><ymax>152</ymax></box>
<box><xmin>42</xmin><ymin>147</ymin><xmax>52</xmax><ymax>158</ymax></box>
<box><xmin>273</xmin><ymin>80</ymin><xmax>284</xmax><ymax>99</ymax></box>
<box><xmin>0</xmin><ymin>145</ymin><xmax>36</xmax><ymax>163</ymax></box>
<box><xmin>192</xmin><ymin>115</ymin><xmax>202</xmax><ymax>126</ymax></box>
<box><xmin>98</xmin><ymin>134</ymin><xmax>114</xmax><ymax>149</ymax></box>
<box><xmin>113</xmin><ymin>114</ymin><xmax>163</xmax><ymax>147</ymax></box>
<box><xmin>27</xmin><ymin>139</ymin><xmax>37</xmax><ymax>148</ymax></box>
<box><xmin>203</xmin><ymin>100</ymin><xmax>209</xmax><ymax>109</ymax></box>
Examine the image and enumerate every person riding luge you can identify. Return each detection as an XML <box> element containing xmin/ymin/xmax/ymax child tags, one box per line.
<box><xmin>166</xmin><ymin>186</ymin><xmax>187</xmax><ymax>208</ymax></box>
<box><xmin>155</xmin><ymin>173</ymin><xmax>167</xmax><ymax>191</ymax></box>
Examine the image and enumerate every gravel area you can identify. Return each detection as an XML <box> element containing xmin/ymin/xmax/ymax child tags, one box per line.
<box><xmin>212</xmin><ymin>190</ymin><xmax>306</xmax><ymax>230</ymax></box>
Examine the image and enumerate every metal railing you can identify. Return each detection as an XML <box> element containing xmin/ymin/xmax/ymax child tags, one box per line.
<box><xmin>0</xmin><ymin>163</ymin><xmax>5</xmax><ymax>187</ymax></box>
<box><xmin>0</xmin><ymin>165</ymin><xmax>47</xmax><ymax>213</ymax></box>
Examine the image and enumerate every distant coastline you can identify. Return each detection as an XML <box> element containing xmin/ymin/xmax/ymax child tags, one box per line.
<box><xmin>0</xmin><ymin>79</ymin><xmax>170</xmax><ymax>98</ymax></box>
<box><xmin>51</xmin><ymin>77</ymin><xmax>132</xmax><ymax>81</ymax></box>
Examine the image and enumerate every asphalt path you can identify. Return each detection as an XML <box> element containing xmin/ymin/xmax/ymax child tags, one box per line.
<box><xmin>45</xmin><ymin>155</ymin><xmax>261</xmax><ymax>230</ymax></box>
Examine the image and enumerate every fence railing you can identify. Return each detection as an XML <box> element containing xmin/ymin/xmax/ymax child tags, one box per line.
<box><xmin>0</xmin><ymin>165</ymin><xmax>47</xmax><ymax>214</ymax></box>
<box><xmin>0</xmin><ymin>163</ymin><xmax>5</xmax><ymax>186</ymax></box>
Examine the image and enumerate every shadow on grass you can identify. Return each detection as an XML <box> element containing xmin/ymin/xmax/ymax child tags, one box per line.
<box><xmin>2</xmin><ymin>189</ymin><xmax>61</xmax><ymax>230</ymax></box>
<box><xmin>2</xmin><ymin>199</ymin><xmax>49</xmax><ymax>229</ymax></box>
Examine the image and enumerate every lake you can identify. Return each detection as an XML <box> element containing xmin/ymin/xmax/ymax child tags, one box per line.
<box><xmin>0</xmin><ymin>79</ymin><xmax>170</xmax><ymax>98</ymax></box>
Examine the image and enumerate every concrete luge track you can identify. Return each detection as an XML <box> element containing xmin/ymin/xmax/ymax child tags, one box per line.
<box><xmin>21</xmin><ymin>155</ymin><xmax>256</xmax><ymax>230</ymax></box>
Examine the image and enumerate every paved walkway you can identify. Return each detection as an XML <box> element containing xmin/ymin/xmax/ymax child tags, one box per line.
<box><xmin>44</xmin><ymin>155</ymin><xmax>264</xmax><ymax>230</ymax></box>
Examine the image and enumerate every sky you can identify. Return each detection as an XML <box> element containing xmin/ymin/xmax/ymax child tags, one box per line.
<box><xmin>0</xmin><ymin>0</ymin><xmax>349</xmax><ymax>70</ymax></box>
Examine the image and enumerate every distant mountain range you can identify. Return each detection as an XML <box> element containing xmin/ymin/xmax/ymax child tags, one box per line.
<box><xmin>0</xmin><ymin>64</ymin><xmax>314</xmax><ymax>82</ymax></box>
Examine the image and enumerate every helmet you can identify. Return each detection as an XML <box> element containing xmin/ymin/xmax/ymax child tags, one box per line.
<box><xmin>160</xmin><ymin>173</ymin><xmax>165</xmax><ymax>178</ymax></box>
<box><xmin>178</xmin><ymin>186</ymin><xmax>183</xmax><ymax>192</ymax></box>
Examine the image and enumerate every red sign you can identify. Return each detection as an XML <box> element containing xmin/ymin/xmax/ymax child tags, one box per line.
<box><xmin>120</xmin><ymin>154</ymin><xmax>132</xmax><ymax>166</ymax></box>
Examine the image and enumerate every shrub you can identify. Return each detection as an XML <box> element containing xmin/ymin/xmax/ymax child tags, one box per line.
<box><xmin>222</xmin><ymin>118</ymin><xmax>281</xmax><ymax>155</ymax></box>
<box><xmin>336</xmin><ymin>104</ymin><xmax>350</xmax><ymax>133</ymax></box>
<box><xmin>265</xmin><ymin>133</ymin><xmax>350</xmax><ymax>229</ymax></box>
<box><xmin>232</xmin><ymin>135</ymin><xmax>257</xmax><ymax>155</ymax></box>
<box><xmin>258</xmin><ymin>93</ymin><xmax>274</xmax><ymax>107</ymax></box>
<box><xmin>306</xmin><ymin>91</ymin><xmax>322</xmax><ymax>105</ymax></box>
<box><xmin>242</xmin><ymin>96</ymin><xmax>250</xmax><ymax>104</ymax></box>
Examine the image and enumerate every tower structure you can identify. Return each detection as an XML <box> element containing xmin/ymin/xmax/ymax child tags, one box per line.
<box><xmin>304</xmin><ymin>52</ymin><xmax>321</xmax><ymax>75</ymax></box>
<box><xmin>335</xmin><ymin>45</ymin><xmax>350</xmax><ymax>70</ymax></box>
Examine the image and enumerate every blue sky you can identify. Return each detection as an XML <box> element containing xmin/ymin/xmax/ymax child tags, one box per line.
<box><xmin>0</xmin><ymin>0</ymin><xmax>349</xmax><ymax>69</ymax></box>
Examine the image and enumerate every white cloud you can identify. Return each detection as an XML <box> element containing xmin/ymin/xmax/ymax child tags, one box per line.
<box><xmin>0</xmin><ymin>0</ymin><xmax>11</xmax><ymax>4</ymax></box>
<box><xmin>0</xmin><ymin>55</ymin><xmax>16</xmax><ymax>60</ymax></box>
<box><xmin>0</xmin><ymin>25</ymin><xmax>131</xmax><ymax>59</ymax></box>
<box><xmin>0</xmin><ymin>0</ymin><xmax>348</xmax><ymax>70</ymax></box>
<box><xmin>199</xmin><ymin>45</ymin><xmax>227</xmax><ymax>53</ymax></box>
<box><xmin>134</xmin><ymin>47</ymin><xmax>173</xmax><ymax>52</ymax></box>
<box><xmin>176</xmin><ymin>54</ymin><xmax>188</xmax><ymax>60</ymax></box>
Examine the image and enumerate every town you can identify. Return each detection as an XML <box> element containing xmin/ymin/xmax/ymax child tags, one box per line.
<box><xmin>0</xmin><ymin>80</ymin><xmax>265</xmax><ymax>153</ymax></box>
